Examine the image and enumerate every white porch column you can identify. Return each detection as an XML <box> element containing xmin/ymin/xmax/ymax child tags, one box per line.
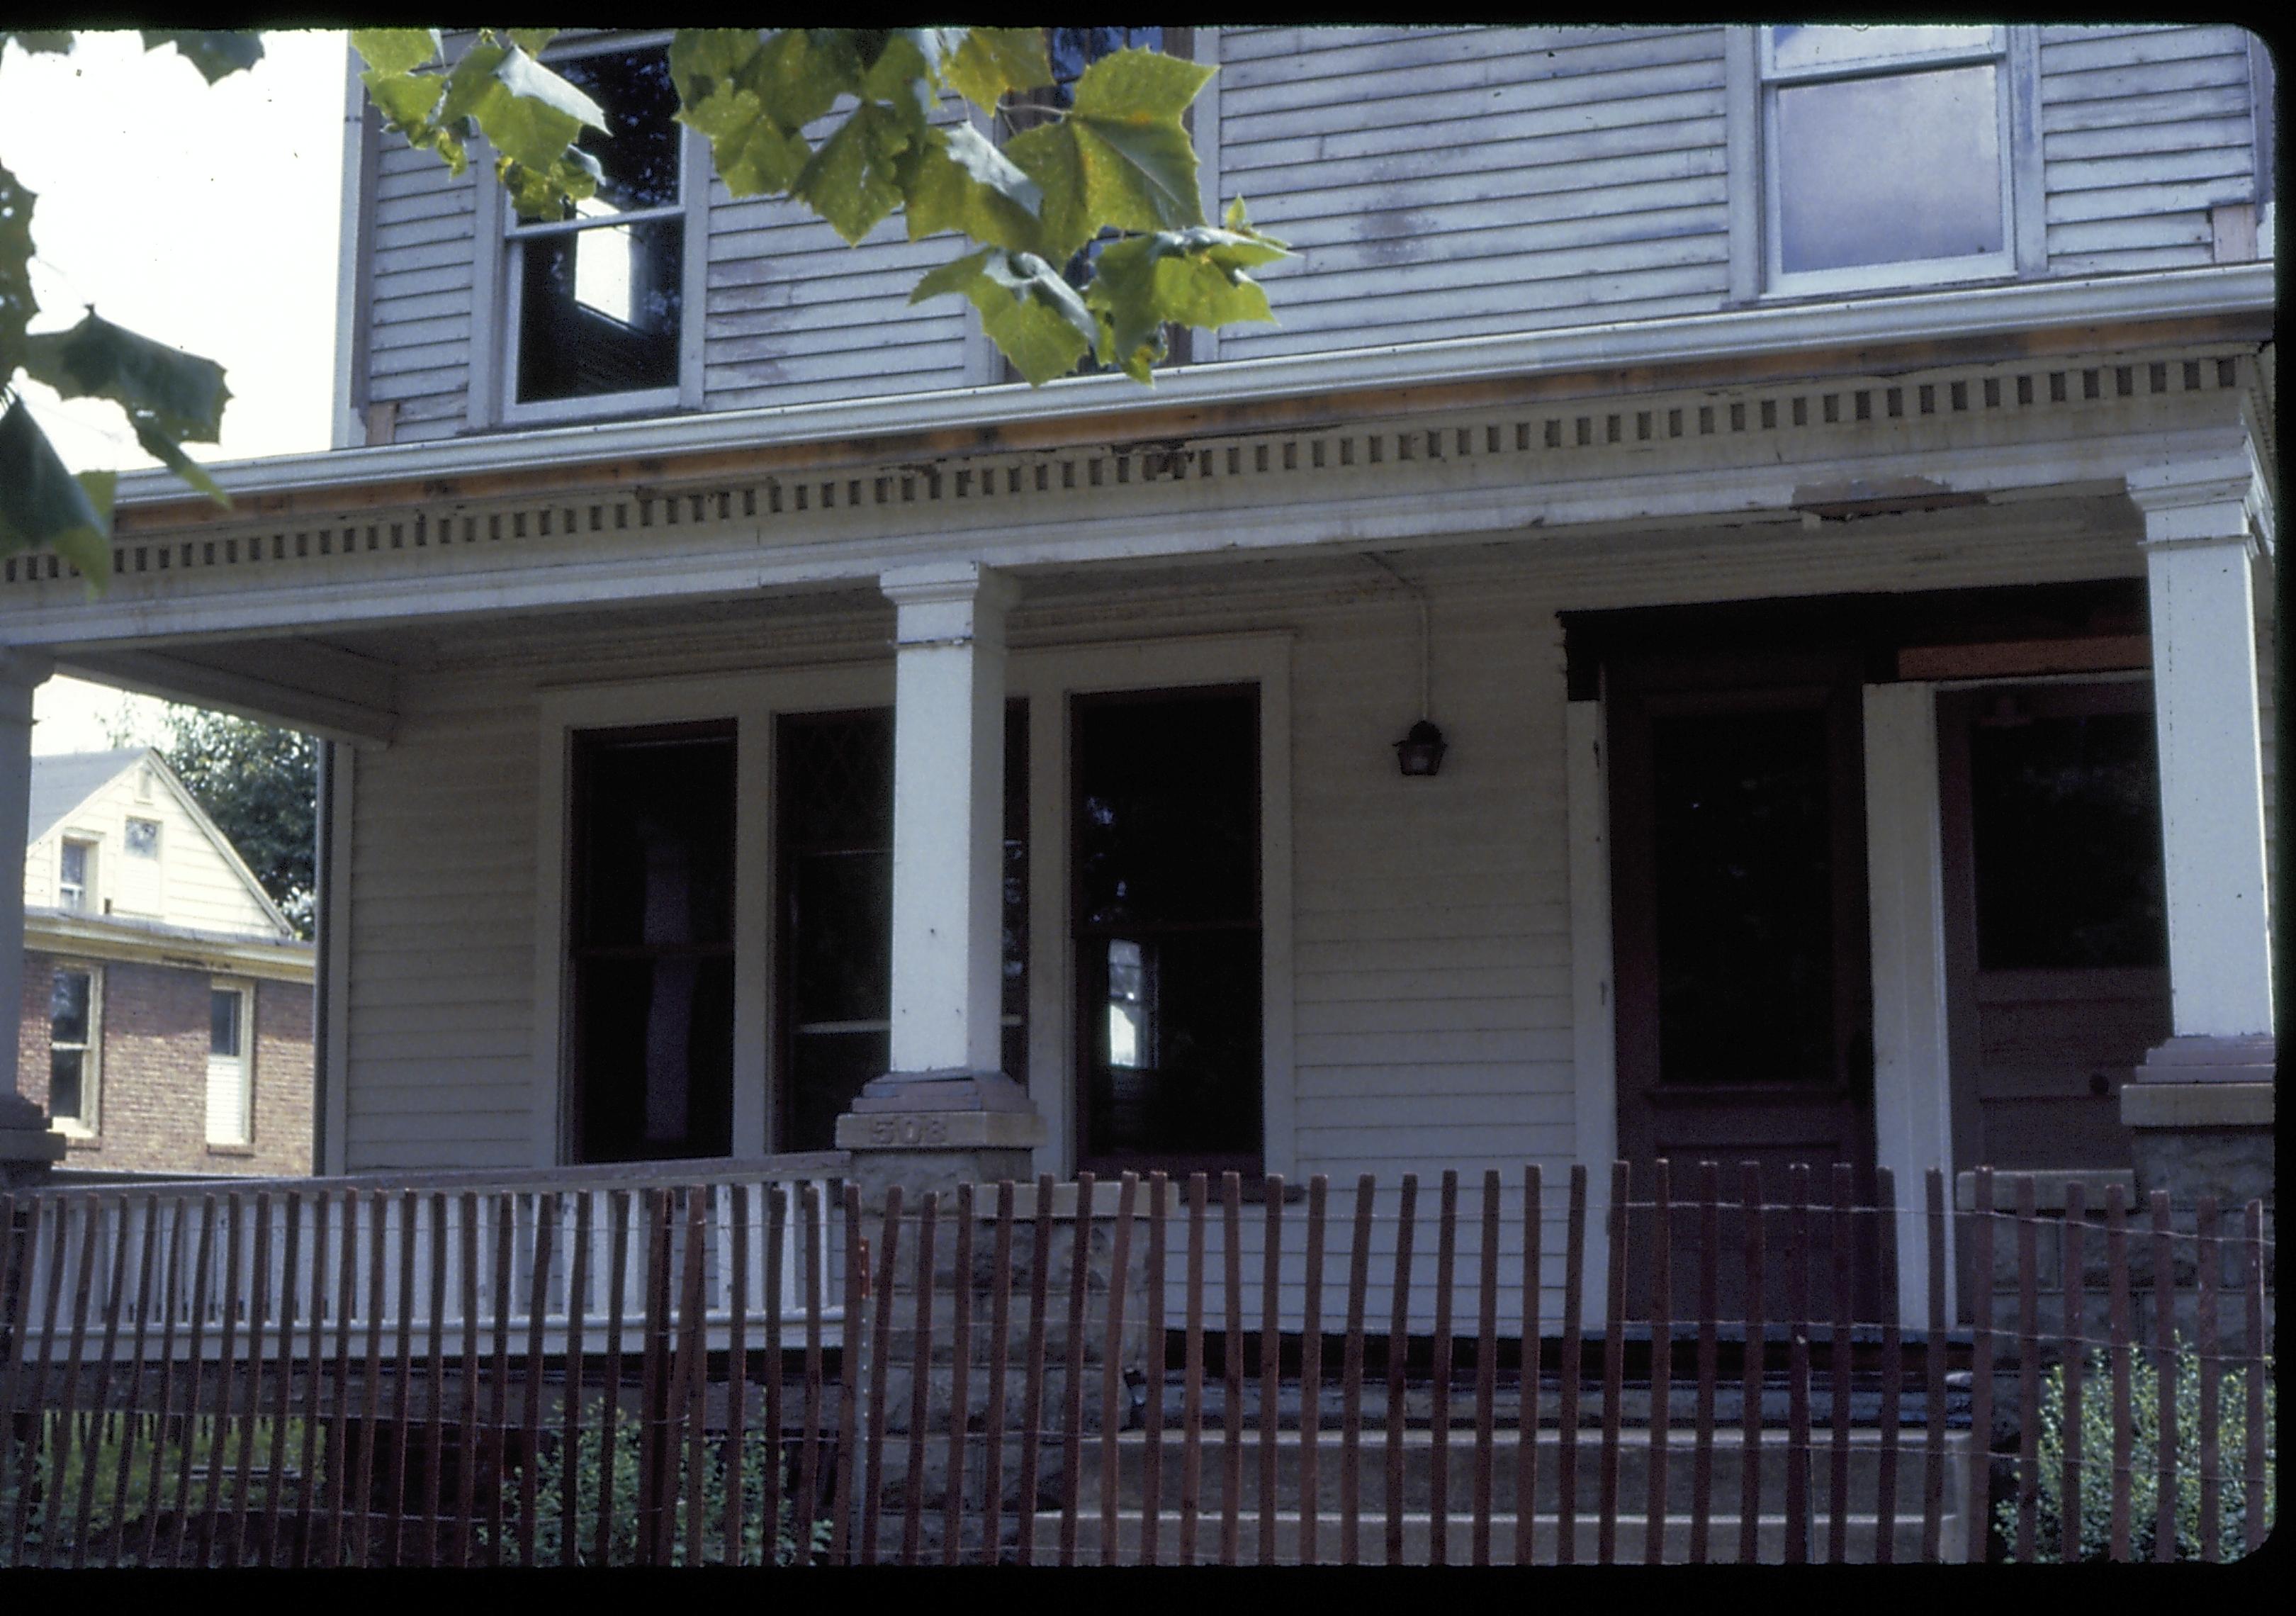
<box><xmin>2127</xmin><ymin>453</ymin><xmax>2275</xmax><ymax>1058</ymax></box>
<box><xmin>1</xmin><ymin>650</ymin><xmax>66</xmax><ymax>1184</ymax></box>
<box><xmin>836</xmin><ymin>563</ymin><xmax>1039</xmax><ymax>1201</ymax></box>
<box><xmin>881</xmin><ymin>560</ymin><xmax>1015</xmax><ymax>1074</ymax></box>
<box><xmin>1863</xmin><ymin>683</ymin><xmax>1957</xmax><ymax>1325</ymax></box>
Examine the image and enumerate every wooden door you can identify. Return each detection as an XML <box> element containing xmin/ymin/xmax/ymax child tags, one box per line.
<box><xmin>1608</xmin><ymin>646</ymin><xmax>1879</xmax><ymax>1318</ymax></box>
<box><xmin>1937</xmin><ymin>681</ymin><xmax>2171</xmax><ymax>1177</ymax></box>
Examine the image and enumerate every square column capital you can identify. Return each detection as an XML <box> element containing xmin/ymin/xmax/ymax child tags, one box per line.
<box><xmin>2127</xmin><ymin>444</ymin><xmax>2273</xmax><ymax>556</ymax></box>
<box><xmin>880</xmin><ymin>561</ymin><xmax>1019</xmax><ymax>646</ymax></box>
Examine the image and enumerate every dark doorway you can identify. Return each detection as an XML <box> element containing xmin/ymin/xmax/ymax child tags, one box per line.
<box><xmin>1606</xmin><ymin>646</ymin><xmax>1878</xmax><ymax>1318</ymax></box>
<box><xmin>1937</xmin><ymin>680</ymin><xmax>2170</xmax><ymax>1178</ymax></box>
<box><xmin>1071</xmin><ymin>686</ymin><xmax>1263</xmax><ymax>1177</ymax></box>
<box><xmin>568</xmin><ymin>722</ymin><xmax>736</xmax><ymax>1163</ymax></box>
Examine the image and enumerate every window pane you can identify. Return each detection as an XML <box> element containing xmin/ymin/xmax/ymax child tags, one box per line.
<box><xmin>50</xmin><ymin>970</ymin><xmax>90</xmax><ymax>1045</ymax></box>
<box><xmin>1971</xmin><ymin>712</ymin><xmax>2167</xmax><ymax>969</ymax></box>
<box><xmin>554</xmin><ymin>47</ymin><xmax>682</xmax><ymax>213</ymax></box>
<box><xmin>575</xmin><ymin>955</ymin><xmax>736</xmax><ymax>1161</ymax></box>
<box><xmin>1077</xmin><ymin>692</ymin><xmax>1259</xmax><ymax>928</ymax></box>
<box><xmin>575</xmin><ymin>731</ymin><xmax>736</xmax><ymax>949</ymax></box>
<box><xmin>1775</xmin><ymin>65</ymin><xmax>2003</xmax><ymax>274</ymax></box>
<box><xmin>1651</xmin><ymin>709</ymin><xmax>1836</xmax><ymax>1085</ymax></box>
<box><xmin>210</xmin><ymin>989</ymin><xmax>243</xmax><ymax>1058</ymax></box>
<box><xmin>50</xmin><ymin>1051</ymin><xmax>84</xmax><ymax>1123</ymax></box>
<box><xmin>1769</xmin><ymin>24</ymin><xmax>1993</xmax><ymax>74</ymax></box>
<box><xmin>516</xmin><ymin>220</ymin><xmax>683</xmax><ymax>403</ymax></box>
<box><xmin>1082</xmin><ymin>930</ymin><xmax>1261</xmax><ymax>1160</ymax></box>
<box><xmin>125</xmin><ymin>819</ymin><xmax>159</xmax><ymax>857</ymax></box>
<box><xmin>789</xmin><ymin>851</ymin><xmax>892</xmax><ymax>1023</ymax></box>
<box><xmin>60</xmin><ymin>841</ymin><xmax>88</xmax><ymax>901</ymax></box>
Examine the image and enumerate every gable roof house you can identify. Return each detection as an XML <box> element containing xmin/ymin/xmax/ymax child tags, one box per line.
<box><xmin>13</xmin><ymin>748</ymin><xmax>315</xmax><ymax>1177</ymax></box>
<box><xmin>0</xmin><ymin>26</ymin><xmax>2274</xmax><ymax>1322</ymax></box>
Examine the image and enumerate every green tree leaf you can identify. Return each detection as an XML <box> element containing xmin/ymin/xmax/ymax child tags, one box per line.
<box><xmin>794</xmin><ymin>100</ymin><xmax>917</xmax><ymax>244</ymax></box>
<box><xmin>349</xmin><ymin>28</ymin><xmax>439</xmax><ymax>78</ymax></box>
<box><xmin>140</xmin><ymin>30</ymin><xmax>264</xmax><ymax>84</ymax></box>
<box><xmin>1003</xmin><ymin>47</ymin><xmax>1212</xmax><ymax>265</ymax></box>
<box><xmin>945</xmin><ymin>27</ymin><xmax>1052</xmax><ymax>113</ymax></box>
<box><xmin>23</xmin><ymin>310</ymin><xmax>232</xmax><ymax>507</ymax></box>
<box><xmin>0</xmin><ymin>161</ymin><xmax>38</xmax><ymax>357</ymax></box>
<box><xmin>911</xmin><ymin>249</ymin><xmax>1094</xmax><ymax>386</ymax></box>
<box><xmin>0</xmin><ymin>396</ymin><xmax>111</xmax><ymax>580</ymax></box>
<box><xmin>899</xmin><ymin>125</ymin><xmax>1043</xmax><ymax>252</ymax></box>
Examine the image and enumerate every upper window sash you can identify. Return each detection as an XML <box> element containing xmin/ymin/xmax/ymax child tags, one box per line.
<box><xmin>1760</xmin><ymin>24</ymin><xmax>2003</xmax><ymax>82</ymax></box>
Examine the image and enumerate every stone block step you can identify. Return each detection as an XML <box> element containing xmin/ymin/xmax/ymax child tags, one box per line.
<box><xmin>1023</xmin><ymin>1506</ymin><xmax>1966</xmax><ymax>1565</ymax></box>
<box><xmin>1071</xmin><ymin>1427</ymin><xmax>1974</xmax><ymax>1517</ymax></box>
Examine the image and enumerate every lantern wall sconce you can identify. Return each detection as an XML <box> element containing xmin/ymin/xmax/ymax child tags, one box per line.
<box><xmin>1368</xmin><ymin>552</ymin><xmax>1448</xmax><ymax>778</ymax></box>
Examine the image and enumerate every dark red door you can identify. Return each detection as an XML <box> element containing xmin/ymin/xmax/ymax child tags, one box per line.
<box><xmin>1608</xmin><ymin>645</ymin><xmax>1878</xmax><ymax>1318</ymax></box>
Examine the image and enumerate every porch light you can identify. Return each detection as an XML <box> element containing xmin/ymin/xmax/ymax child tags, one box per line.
<box><xmin>1367</xmin><ymin>551</ymin><xmax>1448</xmax><ymax>779</ymax></box>
<box><xmin>1395</xmin><ymin>718</ymin><xmax>1448</xmax><ymax>777</ymax></box>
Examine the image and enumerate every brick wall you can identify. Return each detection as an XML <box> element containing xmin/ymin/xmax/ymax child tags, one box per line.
<box><xmin>16</xmin><ymin>950</ymin><xmax>313</xmax><ymax>1177</ymax></box>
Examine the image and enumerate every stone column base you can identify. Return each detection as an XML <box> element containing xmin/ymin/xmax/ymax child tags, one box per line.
<box><xmin>834</xmin><ymin>1068</ymin><xmax>1045</xmax><ymax>1210</ymax></box>
<box><xmin>2123</xmin><ymin>1034</ymin><xmax>2274</xmax><ymax>1211</ymax></box>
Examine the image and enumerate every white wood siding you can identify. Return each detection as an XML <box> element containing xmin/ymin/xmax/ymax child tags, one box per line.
<box><xmin>2040</xmin><ymin>26</ymin><xmax>2261</xmax><ymax>274</ymax></box>
<box><xmin>342</xmin><ymin>681</ymin><xmax>539</xmax><ymax>1169</ymax></box>
<box><xmin>1213</xmin><ymin>26</ymin><xmax>1732</xmax><ymax>357</ymax></box>
<box><xmin>366</xmin><ymin>136</ymin><xmax>479</xmax><ymax>442</ymax></box>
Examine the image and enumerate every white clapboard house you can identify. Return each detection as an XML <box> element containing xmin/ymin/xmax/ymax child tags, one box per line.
<box><xmin>0</xmin><ymin>26</ymin><xmax>2275</xmax><ymax>1325</ymax></box>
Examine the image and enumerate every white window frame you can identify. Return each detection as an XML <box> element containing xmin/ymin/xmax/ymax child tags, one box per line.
<box><xmin>1733</xmin><ymin>24</ymin><xmax>2043</xmax><ymax>301</ymax></box>
<box><xmin>49</xmin><ymin>963</ymin><xmax>101</xmax><ymax>1137</ymax></box>
<box><xmin>57</xmin><ymin>837</ymin><xmax>96</xmax><ymax>912</ymax></box>
<box><xmin>206</xmin><ymin>979</ymin><xmax>256</xmax><ymax>1148</ymax></box>
<box><xmin>473</xmin><ymin>29</ymin><xmax>709</xmax><ymax>430</ymax></box>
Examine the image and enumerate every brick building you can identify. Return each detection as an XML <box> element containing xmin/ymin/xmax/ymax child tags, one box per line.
<box><xmin>16</xmin><ymin>748</ymin><xmax>313</xmax><ymax>1177</ymax></box>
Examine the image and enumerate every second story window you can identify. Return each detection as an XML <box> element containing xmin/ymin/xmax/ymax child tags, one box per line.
<box><xmin>58</xmin><ymin>839</ymin><xmax>94</xmax><ymax>911</ymax></box>
<box><xmin>1760</xmin><ymin>26</ymin><xmax>2016</xmax><ymax>294</ymax></box>
<box><xmin>501</xmin><ymin>38</ymin><xmax>694</xmax><ymax>419</ymax></box>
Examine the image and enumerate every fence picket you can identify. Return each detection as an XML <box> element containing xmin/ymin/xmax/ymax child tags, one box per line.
<box><xmin>2015</xmin><ymin>1174</ymin><xmax>2039</xmax><ymax>1563</ymax></box>
<box><xmin>1100</xmin><ymin>1174</ymin><xmax>1137</xmax><ymax>1569</ymax></box>
<box><xmin>1828</xmin><ymin>1164</ymin><xmax>1853</xmax><ymax>1565</ymax></box>
<box><xmin>1430</xmin><ymin>1169</ymin><xmax>1457</xmax><ymax>1566</ymax></box>
<box><xmin>1876</xmin><ymin>1168</ymin><xmax>1901</xmax><ymax>1566</ymax></box>
<box><xmin>1180</xmin><ymin>1173</ymin><xmax>1207</xmax><ymax>1566</ymax></box>
<box><xmin>725</xmin><ymin>1184</ymin><xmax>749</xmax><ymax>1566</ymax></box>
<box><xmin>980</xmin><ymin>1180</ymin><xmax>1014</xmax><ymax>1566</ymax></box>
<box><xmin>860</xmin><ymin>1184</ymin><xmax>899</xmax><ymax>1566</ymax></box>
<box><xmin>1739</xmin><ymin>1163</ymin><xmax>1762</xmax><ymax>1566</ymax></box>
<box><xmin>1061</xmin><ymin>1172</ymin><xmax>1093</xmax><ymax>1566</ymax></box>
<box><xmin>1515</xmin><ymin>1165</ymin><xmax>1543</xmax><ymax>1568</ymax></box>
<box><xmin>1691</xmin><ymin>1162</ymin><xmax>1718</xmax><ymax>1564</ymax></box>
<box><xmin>1220</xmin><ymin>1172</ymin><xmax>1244</xmax><ymax>1567</ymax></box>
<box><xmin>1558</xmin><ymin>1165</ymin><xmax>1586</xmax><ymax>1566</ymax></box>
<box><xmin>942</xmin><ymin>1182</ymin><xmax>971</xmax><ymax>1567</ymax></box>
<box><xmin>2149</xmin><ymin>1189</ymin><xmax>2173</xmax><ymax>1563</ymax></box>
<box><xmin>1923</xmin><ymin>1169</ymin><xmax>1947</xmax><ymax>1563</ymax></box>
<box><xmin>2195</xmin><ymin>1196</ymin><xmax>2219</xmax><ymax>1562</ymax></box>
<box><xmin>1645</xmin><ymin>1159</ymin><xmax>1672</xmax><ymax>1566</ymax></box>
<box><xmin>1597</xmin><ymin>1160</ymin><xmax>1627</xmax><ymax>1565</ymax></box>
<box><xmin>1015</xmin><ymin>1174</ymin><xmax>1052</xmax><ymax>1567</ymax></box>
<box><xmin>2059</xmin><ymin>1181</ymin><xmax>2086</xmax><ymax>1565</ymax></box>
<box><xmin>1339</xmin><ymin>1174</ymin><xmax>1372</xmax><ymax>1567</ymax></box>
<box><xmin>1300</xmin><ymin>1174</ymin><xmax>1327</xmax><ymax>1568</ymax></box>
<box><xmin>1139</xmin><ymin>1174</ymin><xmax>1169</xmax><ymax>1566</ymax></box>
<box><xmin>522</xmin><ymin>1192</ymin><xmax>553</xmax><ymax>1568</ymax></box>
<box><xmin>904</xmin><ymin>1189</ymin><xmax>938</xmax><ymax>1566</ymax></box>
<box><xmin>1472</xmin><ymin>1169</ymin><xmax>1499</xmax><ymax>1567</ymax></box>
<box><xmin>454</xmin><ymin>1192</ymin><xmax>481</xmax><ymax>1569</ymax></box>
<box><xmin>1259</xmin><ymin>1176</ymin><xmax>1283</xmax><ymax>1566</ymax></box>
<box><xmin>1784</xmin><ymin>1165</ymin><xmax>1810</xmax><ymax>1566</ymax></box>
<box><xmin>2105</xmin><ymin>1182</ymin><xmax>2132</xmax><ymax>1563</ymax></box>
<box><xmin>834</xmin><ymin>1183</ymin><xmax>865</xmax><ymax>1565</ymax></box>
<box><xmin>2242</xmin><ymin>1199</ymin><xmax>2266</xmax><ymax>1560</ymax></box>
<box><xmin>1967</xmin><ymin>1168</ymin><xmax>1995</xmax><ymax>1567</ymax></box>
<box><xmin>796</xmin><ymin>1184</ymin><xmax>825</xmax><ymax>1569</ymax></box>
<box><xmin>1385</xmin><ymin>1172</ymin><xmax>1417</xmax><ymax>1566</ymax></box>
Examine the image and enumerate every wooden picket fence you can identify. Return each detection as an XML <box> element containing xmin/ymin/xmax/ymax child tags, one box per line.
<box><xmin>0</xmin><ymin>1159</ymin><xmax>2273</xmax><ymax>1566</ymax></box>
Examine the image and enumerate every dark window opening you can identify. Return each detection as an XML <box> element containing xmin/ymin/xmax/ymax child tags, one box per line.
<box><xmin>1073</xmin><ymin>686</ymin><xmax>1261</xmax><ymax>1172</ymax></box>
<box><xmin>1969</xmin><ymin>707</ymin><xmax>2166</xmax><ymax>970</ymax></box>
<box><xmin>50</xmin><ymin>968</ymin><xmax>92</xmax><ymax>1125</ymax></box>
<box><xmin>778</xmin><ymin>704</ymin><xmax>1028</xmax><ymax>1152</ymax></box>
<box><xmin>511</xmin><ymin>45</ymin><xmax>685</xmax><ymax>405</ymax></box>
<box><xmin>1650</xmin><ymin>707</ymin><xmax>1838</xmax><ymax>1086</ymax></box>
<box><xmin>569</xmin><ymin>722</ymin><xmax>736</xmax><ymax>1163</ymax></box>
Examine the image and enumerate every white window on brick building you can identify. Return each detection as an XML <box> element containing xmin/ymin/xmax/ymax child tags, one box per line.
<box><xmin>206</xmin><ymin>982</ymin><xmax>254</xmax><ymax>1147</ymax></box>
<box><xmin>58</xmin><ymin>838</ymin><xmax>94</xmax><ymax>911</ymax></box>
<box><xmin>50</xmin><ymin>966</ymin><xmax>99</xmax><ymax>1133</ymax></box>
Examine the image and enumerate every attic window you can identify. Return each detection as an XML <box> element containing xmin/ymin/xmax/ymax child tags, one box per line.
<box><xmin>125</xmin><ymin>818</ymin><xmax>160</xmax><ymax>858</ymax></box>
<box><xmin>504</xmin><ymin>40</ymin><xmax>689</xmax><ymax>410</ymax></box>
<box><xmin>1760</xmin><ymin>26</ymin><xmax>2015</xmax><ymax>293</ymax></box>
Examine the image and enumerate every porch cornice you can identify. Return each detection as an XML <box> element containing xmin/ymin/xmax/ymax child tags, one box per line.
<box><xmin>103</xmin><ymin>263</ymin><xmax>2274</xmax><ymax>527</ymax></box>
